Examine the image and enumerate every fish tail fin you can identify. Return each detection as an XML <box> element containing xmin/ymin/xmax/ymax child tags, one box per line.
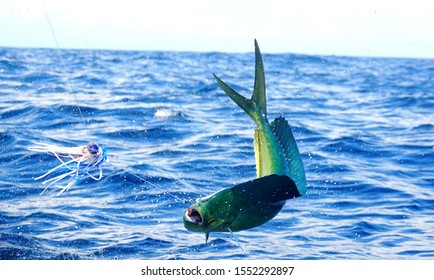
<box><xmin>213</xmin><ymin>39</ymin><xmax>267</xmax><ymax>124</ymax></box>
<box><xmin>252</xmin><ymin>39</ymin><xmax>267</xmax><ymax>118</ymax></box>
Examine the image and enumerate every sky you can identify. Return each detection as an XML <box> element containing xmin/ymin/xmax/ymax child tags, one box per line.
<box><xmin>1</xmin><ymin>0</ymin><xmax>433</xmax><ymax>58</ymax></box>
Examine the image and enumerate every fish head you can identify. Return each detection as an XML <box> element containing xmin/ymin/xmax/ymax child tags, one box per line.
<box><xmin>183</xmin><ymin>189</ymin><xmax>230</xmax><ymax>233</ymax></box>
<box><xmin>183</xmin><ymin>204</ymin><xmax>207</xmax><ymax>232</ymax></box>
<box><xmin>183</xmin><ymin>175</ymin><xmax>300</xmax><ymax>234</ymax></box>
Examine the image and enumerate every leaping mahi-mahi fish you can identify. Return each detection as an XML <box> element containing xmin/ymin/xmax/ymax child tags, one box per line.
<box><xmin>183</xmin><ymin>40</ymin><xmax>306</xmax><ymax>242</ymax></box>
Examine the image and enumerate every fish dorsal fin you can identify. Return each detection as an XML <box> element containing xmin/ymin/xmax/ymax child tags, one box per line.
<box><xmin>232</xmin><ymin>174</ymin><xmax>301</xmax><ymax>203</ymax></box>
<box><xmin>270</xmin><ymin>117</ymin><xmax>306</xmax><ymax>195</ymax></box>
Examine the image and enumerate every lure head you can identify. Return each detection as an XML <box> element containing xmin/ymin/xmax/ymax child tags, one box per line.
<box><xmin>87</xmin><ymin>142</ymin><xmax>101</xmax><ymax>155</ymax></box>
<box><xmin>84</xmin><ymin>142</ymin><xmax>108</xmax><ymax>165</ymax></box>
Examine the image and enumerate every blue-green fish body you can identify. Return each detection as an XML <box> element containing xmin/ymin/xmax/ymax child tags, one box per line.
<box><xmin>183</xmin><ymin>40</ymin><xmax>306</xmax><ymax>241</ymax></box>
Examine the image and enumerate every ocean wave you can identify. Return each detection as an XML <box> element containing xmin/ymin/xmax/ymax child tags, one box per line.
<box><xmin>0</xmin><ymin>47</ymin><xmax>433</xmax><ymax>259</ymax></box>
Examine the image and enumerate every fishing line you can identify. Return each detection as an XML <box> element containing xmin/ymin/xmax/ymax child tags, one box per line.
<box><xmin>119</xmin><ymin>167</ymin><xmax>192</xmax><ymax>204</ymax></box>
<box><xmin>41</xmin><ymin>0</ymin><xmax>85</xmax><ymax>126</ymax></box>
<box><xmin>30</xmin><ymin>1</ymin><xmax>109</xmax><ymax>195</ymax></box>
<box><xmin>37</xmin><ymin>5</ymin><xmax>244</xmax><ymax>248</ymax></box>
<box><xmin>38</xmin><ymin>2</ymin><xmax>186</xmax><ymax>201</ymax></box>
<box><xmin>228</xmin><ymin>227</ymin><xmax>245</xmax><ymax>253</ymax></box>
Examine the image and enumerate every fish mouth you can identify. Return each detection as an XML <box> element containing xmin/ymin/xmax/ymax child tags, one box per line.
<box><xmin>184</xmin><ymin>206</ymin><xmax>203</xmax><ymax>225</ymax></box>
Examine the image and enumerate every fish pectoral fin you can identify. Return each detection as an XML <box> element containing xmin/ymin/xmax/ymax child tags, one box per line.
<box><xmin>232</xmin><ymin>174</ymin><xmax>301</xmax><ymax>203</ymax></box>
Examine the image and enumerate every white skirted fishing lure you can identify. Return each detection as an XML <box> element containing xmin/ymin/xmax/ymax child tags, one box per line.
<box><xmin>28</xmin><ymin>142</ymin><xmax>107</xmax><ymax>195</ymax></box>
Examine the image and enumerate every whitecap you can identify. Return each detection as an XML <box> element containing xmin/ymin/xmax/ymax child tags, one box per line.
<box><xmin>154</xmin><ymin>107</ymin><xmax>180</xmax><ymax>119</ymax></box>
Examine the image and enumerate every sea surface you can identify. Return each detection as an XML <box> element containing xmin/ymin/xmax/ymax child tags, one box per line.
<box><xmin>0</xmin><ymin>47</ymin><xmax>433</xmax><ymax>260</ymax></box>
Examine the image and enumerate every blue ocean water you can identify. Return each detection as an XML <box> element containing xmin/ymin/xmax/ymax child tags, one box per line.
<box><xmin>0</xmin><ymin>47</ymin><xmax>433</xmax><ymax>260</ymax></box>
